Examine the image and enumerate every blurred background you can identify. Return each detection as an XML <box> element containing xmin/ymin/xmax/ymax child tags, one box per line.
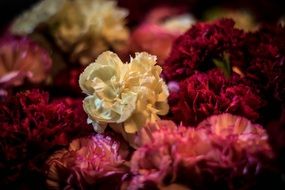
<box><xmin>1</xmin><ymin>0</ymin><xmax>284</xmax><ymax>29</ymax></box>
<box><xmin>0</xmin><ymin>0</ymin><xmax>38</xmax><ymax>28</ymax></box>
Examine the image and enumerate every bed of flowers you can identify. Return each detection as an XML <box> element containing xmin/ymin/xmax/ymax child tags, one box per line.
<box><xmin>0</xmin><ymin>0</ymin><xmax>284</xmax><ymax>189</ymax></box>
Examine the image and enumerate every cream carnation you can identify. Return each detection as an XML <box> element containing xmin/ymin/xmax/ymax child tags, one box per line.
<box><xmin>48</xmin><ymin>0</ymin><xmax>129</xmax><ymax>65</ymax></box>
<box><xmin>79</xmin><ymin>51</ymin><xmax>169</xmax><ymax>145</ymax></box>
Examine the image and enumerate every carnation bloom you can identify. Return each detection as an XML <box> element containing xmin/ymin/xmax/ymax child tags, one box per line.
<box><xmin>245</xmin><ymin>24</ymin><xmax>285</xmax><ymax>105</ymax></box>
<box><xmin>163</xmin><ymin>19</ymin><xmax>246</xmax><ymax>81</ymax></box>
<box><xmin>0</xmin><ymin>35</ymin><xmax>52</xmax><ymax>89</ymax></box>
<box><xmin>197</xmin><ymin>113</ymin><xmax>272</xmax><ymax>152</ymax></box>
<box><xmin>117</xmin><ymin>0</ymin><xmax>194</xmax><ymax>25</ymax></box>
<box><xmin>129</xmin><ymin>115</ymin><xmax>274</xmax><ymax>189</ymax></box>
<box><xmin>46</xmin><ymin>134</ymin><xmax>129</xmax><ymax>190</ymax></box>
<box><xmin>48</xmin><ymin>0</ymin><xmax>129</xmax><ymax>65</ymax></box>
<box><xmin>79</xmin><ymin>51</ymin><xmax>169</xmax><ymax>146</ymax></box>
<box><xmin>168</xmin><ymin>69</ymin><xmax>265</xmax><ymax>125</ymax></box>
<box><xmin>220</xmin><ymin>84</ymin><xmax>265</xmax><ymax>120</ymax></box>
<box><xmin>130</xmin><ymin>24</ymin><xmax>178</xmax><ymax>65</ymax></box>
<box><xmin>130</xmin><ymin>7</ymin><xmax>195</xmax><ymax>64</ymax></box>
<box><xmin>0</xmin><ymin>90</ymin><xmax>92</xmax><ymax>188</ymax></box>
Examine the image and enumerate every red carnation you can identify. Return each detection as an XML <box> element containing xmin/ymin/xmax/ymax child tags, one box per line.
<box><xmin>163</xmin><ymin>19</ymin><xmax>246</xmax><ymax>81</ymax></box>
<box><xmin>220</xmin><ymin>84</ymin><xmax>265</xmax><ymax>121</ymax></box>
<box><xmin>168</xmin><ymin>69</ymin><xmax>265</xmax><ymax>125</ymax></box>
<box><xmin>245</xmin><ymin>24</ymin><xmax>285</xmax><ymax>104</ymax></box>
<box><xmin>0</xmin><ymin>90</ymin><xmax>92</xmax><ymax>188</ymax></box>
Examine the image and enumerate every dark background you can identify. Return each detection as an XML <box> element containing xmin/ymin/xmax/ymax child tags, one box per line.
<box><xmin>0</xmin><ymin>0</ymin><xmax>284</xmax><ymax>30</ymax></box>
<box><xmin>0</xmin><ymin>0</ymin><xmax>38</xmax><ymax>29</ymax></box>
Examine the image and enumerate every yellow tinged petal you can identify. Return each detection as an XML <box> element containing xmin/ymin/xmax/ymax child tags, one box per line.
<box><xmin>95</xmin><ymin>51</ymin><xmax>123</xmax><ymax>67</ymax></box>
<box><xmin>124</xmin><ymin>118</ymin><xmax>138</xmax><ymax>134</ymax></box>
<box><xmin>156</xmin><ymin>102</ymin><xmax>170</xmax><ymax>115</ymax></box>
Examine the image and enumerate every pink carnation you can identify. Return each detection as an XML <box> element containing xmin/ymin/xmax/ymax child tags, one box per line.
<box><xmin>129</xmin><ymin>115</ymin><xmax>275</xmax><ymax>189</ymax></box>
<box><xmin>0</xmin><ymin>35</ymin><xmax>52</xmax><ymax>89</ymax></box>
<box><xmin>118</xmin><ymin>0</ymin><xmax>192</xmax><ymax>25</ymax></box>
<box><xmin>130</xmin><ymin>6</ymin><xmax>194</xmax><ymax>65</ymax></box>
<box><xmin>198</xmin><ymin>113</ymin><xmax>272</xmax><ymax>153</ymax></box>
<box><xmin>46</xmin><ymin>134</ymin><xmax>130</xmax><ymax>190</ymax></box>
<box><xmin>130</xmin><ymin>23</ymin><xmax>178</xmax><ymax>65</ymax></box>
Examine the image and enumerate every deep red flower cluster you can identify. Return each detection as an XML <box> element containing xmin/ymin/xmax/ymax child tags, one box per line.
<box><xmin>245</xmin><ymin>24</ymin><xmax>285</xmax><ymax>102</ymax></box>
<box><xmin>0</xmin><ymin>90</ymin><xmax>92</xmax><ymax>188</ymax></box>
<box><xmin>163</xmin><ymin>19</ymin><xmax>285</xmax><ymax>125</ymax></box>
<box><xmin>163</xmin><ymin>19</ymin><xmax>285</xmax><ymax>86</ymax></box>
<box><xmin>168</xmin><ymin>69</ymin><xmax>265</xmax><ymax>125</ymax></box>
<box><xmin>163</xmin><ymin>19</ymin><xmax>246</xmax><ymax>81</ymax></box>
